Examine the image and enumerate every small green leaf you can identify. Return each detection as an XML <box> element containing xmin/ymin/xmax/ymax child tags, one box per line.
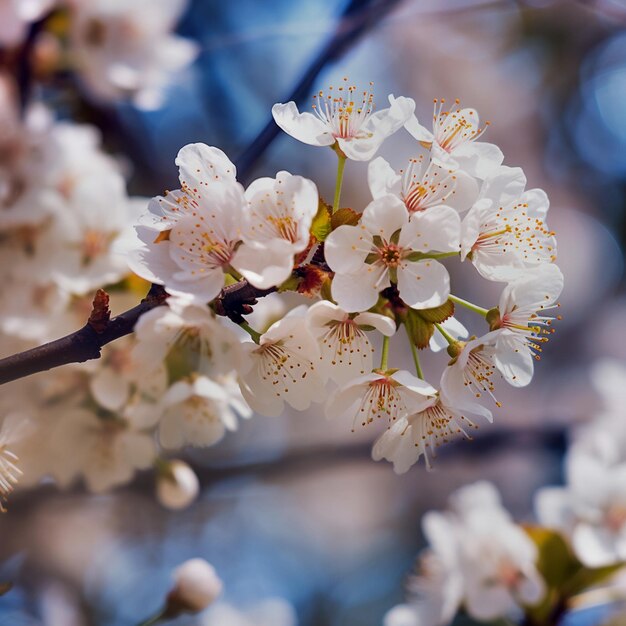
<box><xmin>417</xmin><ymin>300</ymin><xmax>455</xmax><ymax>324</ymax></box>
<box><xmin>330</xmin><ymin>207</ymin><xmax>360</xmax><ymax>230</ymax></box>
<box><xmin>525</xmin><ymin>525</ymin><xmax>579</xmax><ymax>588</ymax></box>
<box><xmin>564</xmin><ymin>562</ymin><xmax>625</xmax><ymax>596</ymax></box>
<box><xmin>405</xmin><ymin>309</ymin><xmax>435</xmax><ymax>349</ymax></box>
<box><xmin>311</xmin><ymin>200</ymin><xmax>332</xmax><ymax>242</ymax></box>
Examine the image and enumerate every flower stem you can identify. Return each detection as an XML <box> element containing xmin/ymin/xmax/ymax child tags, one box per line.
<box><xmin>136</xmin><ymin>610</ymin><xmax>165</xmax><ymax>626</ymax></box>
<box><xmin>434</xmin><ymin>323</ymin><xmax>456</xmax><ymax>345</ymax></box>
<box><xmin>332</xmin><ymin>152</ymin><xmax>347</xmax><ymax>214</ymax></box>
<box><xmin>449</xmin><ymin>294</ymin><xmax>489</xmax><ymax>317</ymax></box>
<box><xmin>424</xmin><ymin>251</ymin><xmax>459</xmax><ymax>260</ymax></box>
<box><xmin>240</xmin><ymin>321</ymin><xmax>261</xmax><ymax>344</ymax></box>
<box><xmin>379</xmin><ymin>335</ymin><xmax>390</xmax><ymax>370</ymax></box>
<box><xmin>407</xmin><ymin>328</ymin><xmax>424</xmax><ymax>379</ymax></box>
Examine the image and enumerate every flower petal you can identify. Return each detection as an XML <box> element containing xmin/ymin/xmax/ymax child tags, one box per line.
<box><xmin>272</xmin><ymin>101</ymin><xmax>335</xmax><ymax>147</ymax></box>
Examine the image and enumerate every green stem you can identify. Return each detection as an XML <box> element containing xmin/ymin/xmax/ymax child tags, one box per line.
<box><xmin>379</xmin><ymin>335</ymin><xmax>390</xmax><ymax>371</ymax></box>
<box><xmin>449</xmin><ymin>294</ymin><xmax>489</xmax><ymax>317</ymax></box>
<box><xmin>424</xmin><ymin>251</ymin><xmax>459</xmax><ymax>260</ymax></box>
<box><xmin>332</xmin><ymin>152</ymin><xmax>347</xmax><ymax>214</ymax></box>
<box><xmin>407</xmin><ymin>329</ymin><xmax>424</xmax><ymax>379</ymax></box>
<box><xmin>136</xmin><ymin>611</ymin><xmax>165</xmax><ymax>626</ymax></box>
<box><xmin>240</xmin><ymin>321</ymin><xmax>261</xmax><ymax>344</ymax></box>
<box><xmin>434</xmin><ymin>323</ymin><xmax>456</xmax><ymax>346</ymax></box>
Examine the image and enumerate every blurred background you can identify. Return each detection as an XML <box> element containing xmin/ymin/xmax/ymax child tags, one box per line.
<box><xmin>1</xmin><ymin>0</ymin><xmax>626</xmax><ymax>624</ymax></box>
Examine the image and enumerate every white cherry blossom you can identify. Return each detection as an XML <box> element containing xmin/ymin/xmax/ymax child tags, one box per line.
<box><xmin>403</xmin><ymin>98</ymin><xmax>503</xmax><ymax>178</ymax></box>
<box><xmin>157</xmin><ymin>374</ymin><xmax>250</xmax><ymax>449</ymax></box>
<box><xmin>239</xmin><ymin>314</ymin><xmax>326</xmax><ymax>417</ymax></box>
<box><xmin>461</xmin><ymin>167</ymin><xmax>556</xmax><ymax>281</ymax></box>
<box><xmin>306</xmin><ymin>300</ymin><xmax>396</xmax><ymax>386</ymax></box>
<box><xmin>388</xmin><ymin>482</ymin><xmax>545</xmax><ymax>626</ymax></box>
<box><xmin>47</xmin><ymin>407</ymin><xmax>157</xmax><ymax>493</ymax></box>
<box><xmin>325</xmin><ymin>195</ymin><xmax>460</xmax><ymax>312</ymax></box>
<box><xmin>368</xmin><ymin>155</ymin><xmax>479</xmax><ymax>214</ymax></box>
<box><xmin>130</xmin><ymin>148</ymin><xmax>246</xmax><ymax>303</ymax></box>
<box><xmin>69</xmin><ymin>0</ymin><xmax>198</xmax><ymax>108</ymax></box>
<box><xmin>133</xmin><ymin>297</ymin><xmax>244</xmax><ymax>378</ymax></box>
<box><xmin>536</xmin><ymin>448</ymin><xmax>626</xmax><ymax>568</ymax></box>
<box><xmin>326</xmin><ymin>370</ymin><xmax>436</xmax><ymax>429</ymax></box>
<box><xmin>440</xmin><ymin>333</ymin><xmax>501</xmax><ymax>421</ymax></box>
<box><xmin>489</xmin><ymin>263</ymin><xmax>563</xmax><ymax>387</ymax></box>
<box><xmin>272</xmin><ymin>81</ymin><xmax>414</xmax><ymax>161</ymax></box>
<box><xmin>231</xmin><ymin>171</ymin><xmax>318</xmax><ymax>289</ymax></box>
<box><xmin>372</xmin><ymin>393</ymin><xmax>478</xmax><ymax>473</ymax></box>
<box><xmin>169</xmin><ymin>558</ymin><xmax>223</xmax><ymax>613</ymax></box>
<box><xmin>156</xmin><ymin>459</ymin><xmax>199</xmax><ymax>510</ymax></box>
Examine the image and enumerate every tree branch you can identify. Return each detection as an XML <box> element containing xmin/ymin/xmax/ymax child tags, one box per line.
<box><xmin>0</xmin><ymin>278</ymin><xmax>280</xmax><ymax>385</ymax></box>
<box><xmin>234</xmin><ymin>0</ymin><xmax>403</xmax><ymax>183</ymax></box>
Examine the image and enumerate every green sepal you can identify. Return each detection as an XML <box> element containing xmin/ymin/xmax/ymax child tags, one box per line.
<box><xmin>330</xmin><ymin>207</ymin><xmax>360</xmax><ymax>230</ymax></box>
<box><xmin>311</xmin><ymin>199</ymin><xmax>332</xmax><ymax>242</ymax></box>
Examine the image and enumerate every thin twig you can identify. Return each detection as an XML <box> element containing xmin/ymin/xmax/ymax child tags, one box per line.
<box><xmin>234</xmin><ymin>0</ymin><xmax>403</xmax><ymax>183</ymax></box>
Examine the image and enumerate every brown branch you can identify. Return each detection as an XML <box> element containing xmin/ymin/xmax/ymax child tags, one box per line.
<box><xmin>0</xmin><ymin>278</ymin><xmax>278</xmax><ymax>385</ymax></box>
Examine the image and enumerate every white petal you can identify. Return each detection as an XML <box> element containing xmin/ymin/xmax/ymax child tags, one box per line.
<box><xmin>90</xmin><ymin>368</ymin><xmax>129</xmax><ymax>411</ymax></box>
<box><xmin>231</xmin><ymin>240</ymin><xmax>295</xmax><ymax>289</ymax></box>
<box><xmin>453</xmin><ymin>141</ymin><xmax>504</xmax><ymax>179</ymax></box>
<box><xmin>368</xmin><ymin>156</ymin><xmax>401</xmax><ymax>199</ymax></box>
<box><xmin>272</xmin><ymin>101</ymin><xmax>335</xmax><ymax>147</ymax></box>
<box><xmin>479</xmin><ymin>165</ymin><xmax>526</xmax><ymax>205</ymax></box>
<box><xmin>354</xmin><ymin>311</ymin><xmax>396</xmax><ymax>336</ymax></box>
<box><xmin>324</xmin><ymin>225</ymin><xmax>373</xmax><ymax>274</ymax></box>
<box><xmin>401</xmin><ymin>206</ymin><xmax>461</xmax><ymax>253</ymax></box>
<box><xmin>429</xmin><ymin>317</ymin><xmax>468</xmax><ymax>352</ymax></box>
<box><xmin>573</xmin><ymin>523</ymin><xmax>621</xmax><ymax>568</ymax></box>
<box><xmin>175</xmin><ymin>143</ymin><xmax>237</xmax><ymax>188</ymax></box>
<box><xmin>494</xmin><ymin>332</ymin><xmax>534</xmax><ymax>387</ymax></box>
<box><xmin>397</xmin><ymin>260</ymin><xmax>450</xmax><ymax>309</ymax></box>
<box><xmin>331</xmin><ymin>264</ymin><xmax>387</xmax><ymax>313</ymax></box>
<box><xmin>361</xmin><ymin>195</ymin><xmax>409</xmax><ymax>240</ymax></box>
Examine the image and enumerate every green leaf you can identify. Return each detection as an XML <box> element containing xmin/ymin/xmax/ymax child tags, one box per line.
<box><xmin>330</xmin><ymin>207</ymin><xmax>360</xmax><ymax>230</ymax></box>
<box><xmin>405</xmin><ymin>309</ymin><xmax>435</xmax><ymax>349</ymax></box>
<box><xmin>525</xmin><ymin>526</ymin><xmax>579</xmax><ymax>588</ymax></box>
<box><xmin>563</xmin><ymin>562</ymin><xmax>626</xmax><ymax>596</ymax></box>
<box><xmin>417</xmin><ymin>300</ymin><xmax>455</xmax><ymax>324</ymax></box>
<box><xmin>311</xmin><ymin>200</ymin><xmax>332</xmax><ymax>242</ymax></box>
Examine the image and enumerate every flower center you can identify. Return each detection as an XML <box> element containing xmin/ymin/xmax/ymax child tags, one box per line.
<box><xmin>353</xmin><ymin>376</ymin><xmax>402</xmax><ymax>429</ymax></box>
<box><xmin>379</xmin><ymin>243</ymin><xmax>402</xmax><ymax>267</ymax></box>
<box><xmin>82</xmin><ymin>229</ymin><xmax>111</xmax><ymax>264</ymax></box>
<box><xmin>266</xmin><ymin>214</ymin><xmax>298</xmax><ymax>243</ymax></box>
<box><xmin>606</xmin><ymin>504</ymin><xmax>626</xmax><ymax>533</ymax></box>
<box><xmin>432</xmin><ymin>98</ymin><xmax>489</xmax><ymax>153</ymax></box>
<box><xmin>312</xmin><ymin>78</ymin><xmax>375</xmax><ymax>140</ymax></box>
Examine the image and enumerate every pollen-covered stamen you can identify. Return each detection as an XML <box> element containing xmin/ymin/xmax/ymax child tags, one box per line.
<box><xmin>81</xmin><ymin>229</ymin><xmax>113</xmax><ymax>264</ymax></box>
<box><xmin>266</xmin><ymin>215</ymin><xmax>298</xmax><ymax>243</ymax></box>
<box><xmin>353</xmin><ymin>376</ymin><xmax>403</xmax><ymax>429</ymax></box>
<box><xmin>0</xmin><ymin>445</ymin><xmax>21</xmax><ymax>513</ymax></box>
<box><xmin>320</xmin><ymin>319</ymin><xmax>373</xmax><ymax>371</ymax></box>
<box><xmin>408</xmin><ymin>399</ymin><xmax>477</xmax><ymax>469</ymax></box>
<box><xmin>379</xmin><ymin>242</ymin><xmax>402</xmax><ymax>267</ymax></box>
<box><xmin>312</xmin><ymin>78</ymin><xmax>375</xmax><ymax>140</ymax></box>
<box><xmin>401</xmin><ymin>158</ymin><xmax>457</xmax><ymax>213</ymax></box>
<box><xmin>253</xmin><ymin>339</ymin><xmax>315</xmax><ymax>397</ymax></box>
<box><xmin>174</xmin><ymin>221</ymin><xmax>237</xmax><ymax>274</ymax></box>
<box><xmin>463</xmin><ymin>345</ymin><xmax>501</xmax><ymax>407</ymax></box>
<box><xmin>432</xmin><ymin>98</ymin><xmax>490</xmax><ymax>153</ymax></box>
<box><xmin>472</xmin><ymin>202</ymin><xmax>556</xmax><ymax>264</ymax></box>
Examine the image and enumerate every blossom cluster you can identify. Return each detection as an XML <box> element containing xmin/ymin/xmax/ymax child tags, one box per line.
<box><xmin>129</xmin><ymin>84</ymin><xmax>562</xmax><ymax>475</ymax></box>
<box><xmin>0</xmin><ymin>0</ymin><xmax>197</xmax><ymax>109</ymax></box>
<box><xmin>386</xmin><ymin>362</ymin><xmax>626</xmax><ymax>626</ymax></box>
<box><xmin>0</xmin><ymin>80</ymin><xmax>562</xmax><ymax>512</ymax></box>
<box><xmin>386</xmin><ymin>482</ymin><xmax>545</xmax><ymax>626</ymax></box>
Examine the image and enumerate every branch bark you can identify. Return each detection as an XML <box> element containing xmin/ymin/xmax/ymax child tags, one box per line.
<box><xmin>0</xmin><ymin>279</ymin><xmax>278</xmax><ymax>385</ymax></box>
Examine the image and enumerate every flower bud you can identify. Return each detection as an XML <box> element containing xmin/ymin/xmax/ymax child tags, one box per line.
<box><xmin>166</xmin><ymin>559</ymin><xmax>223</xmax><ymax>616</ymax></box>
<box><xmin>156</xmin><ymin>460</ymin><xmax>199</xmax><ymax>510</ymax></box>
